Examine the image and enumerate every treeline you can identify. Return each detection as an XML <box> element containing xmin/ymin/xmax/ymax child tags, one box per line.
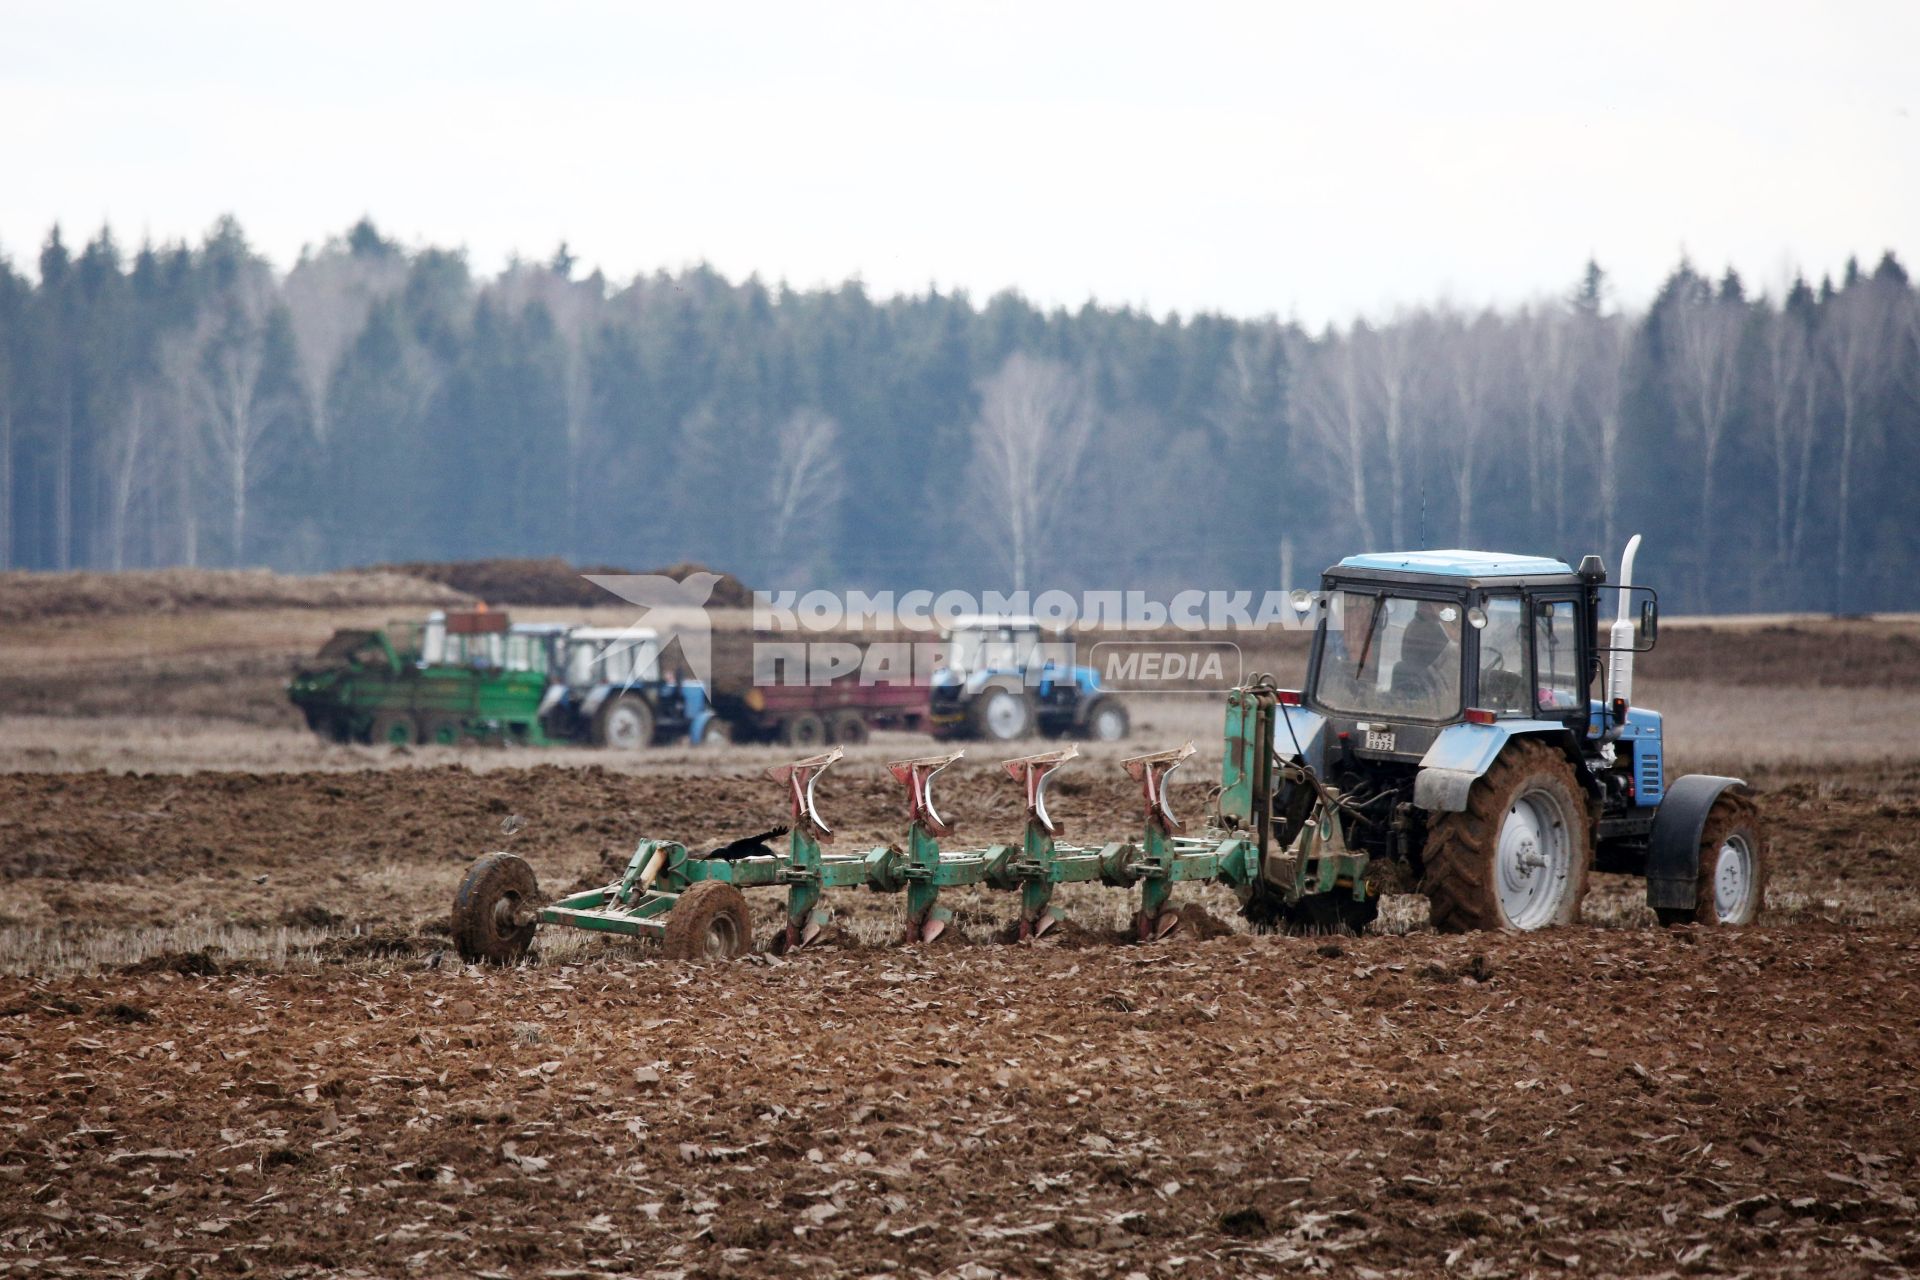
<box><xmin>0</xmin><ymin>217</ymin><xmax>1915</xmax><ymax>612</ymax></box>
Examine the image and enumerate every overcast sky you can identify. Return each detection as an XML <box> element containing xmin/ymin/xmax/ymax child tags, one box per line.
<box><xmin>3</xmin><ymin>2</ymin><xmax>1914</xmax><ymax>325</ymax></box>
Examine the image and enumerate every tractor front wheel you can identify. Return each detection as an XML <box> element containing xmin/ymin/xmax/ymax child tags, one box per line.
<box><xmin>1656</xmin><ymin>792</ymin><xmax>1767</xmax><ymax>926</ymax></box>
<box><xmin>1423</xmin><ymin>739</ymin><xmax>1590</xmax><ymax>932</ymax></box>
<box><xmin>661</xmin><ymin>881</ymin><xmax>752</xmax><ymax>960</ymax></box>
<box><xmin>452</xmin><ymin>852</ymin><xmax>540</xmax><ymax>964</ymax></box>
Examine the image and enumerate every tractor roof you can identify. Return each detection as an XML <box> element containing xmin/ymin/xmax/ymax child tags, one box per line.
<box><xmin>1334</xmin><ymin>549</ymin><xmax>1575</xmax><ymax>579</ymax></box>
<box><xmin>947</xmin><ymin>614</ymin><xmax>1040</xmax><ymax>631</ymax></box>
<box><xmin>569</xmin><ymin>627</ymin><xmax>661</xmax><ymax>643</ymax></box>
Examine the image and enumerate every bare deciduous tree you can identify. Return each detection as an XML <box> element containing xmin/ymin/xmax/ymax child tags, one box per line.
<box><xmin>1578</xmin><ymin>312</ymin><xmax>1633</xmax><ymax>560</ymax></box>
<box><xmin>764</xmin><ymin>409</ymin><xmax>845</xmax><ymax>579</ymax></box>
<box><xmin>1667</xmin><ymin>281</ymin><xmax>1745</xmax><ymax>601</ymax></box>
<box><xmin>1290</xmin><ymin>330</ymin><xmax>1379</xmax><ymax>549</ymax></box>
<box><xmin>1756</xmin><ymin>304</ymin><xmax>1815</xmax><ymax>579</ymax></box>
<box><xmin>283</xmin><ymin>246</ymin><xmax>406</xmax><ymax>447</ymax></box>
<box><xmin>192</xmin><ymin>270</ymin><xmax>293</xmax><ymax>564</ymax></box>
<box><xmin>1822</xmin><ymin>280</ymin><xmax>1898</xmax><ymax>612</ymax></box>
<box><xmin>968</xmin><ymin>354</ymin><xmax>1095</xmax><ymax>591</ymax></box>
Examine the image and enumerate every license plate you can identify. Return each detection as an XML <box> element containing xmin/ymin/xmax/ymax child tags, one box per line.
<box><xmin>1364</xmin><ymin>729</ymin><xmax>1396</xmax><ymax>752</ymax></box>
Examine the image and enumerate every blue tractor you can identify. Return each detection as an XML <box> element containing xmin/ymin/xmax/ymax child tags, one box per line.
<box><xmin>927</xmin><ymin>615</ymin><xmax>1130</xmax><ymax>743</ymax></box>
<box><xmin>1249</xmin><ymin>536</ymin><xmax>1767</xmax><ymax>933</ymax></box>
<box><xmin>526</xmin><ymin>625</ymin><xmax>723</xmax><ymax>748</ymax></box>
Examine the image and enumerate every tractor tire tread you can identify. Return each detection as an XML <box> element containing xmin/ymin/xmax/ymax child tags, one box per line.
<box><xmin>1423</xmin><ymin>738</ymin><xmax>1591</xmax><ymax>933</ymax></box>
<box><xmin>1656</xmin><ymin>792</ymin><xmax>1768</xmax><ymax>926</ymax></box>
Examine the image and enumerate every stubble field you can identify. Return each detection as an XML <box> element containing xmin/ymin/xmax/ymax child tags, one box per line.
<box><xmin>1</xmin><ymin>579</ymin><xmax>1917</xmax><ymax>1277</ymax></box>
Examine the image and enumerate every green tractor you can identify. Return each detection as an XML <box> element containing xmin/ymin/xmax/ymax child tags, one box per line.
<box><xmin>288</xmin><ymin>610</ymin><xmax>721</xmax><ymax>748</ymax></box>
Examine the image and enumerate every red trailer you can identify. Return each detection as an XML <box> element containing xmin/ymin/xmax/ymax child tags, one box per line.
<box><xmin>715</xmin><ymin>678</ymin><xmax>928</xmax><ymax>746</ymax></box>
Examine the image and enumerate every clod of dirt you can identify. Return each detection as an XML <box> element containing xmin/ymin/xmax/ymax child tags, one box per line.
<box><xmin>101</xmin><ymin>1002</ymin><xmax>153</xmax><ymax>1024</ymax></box>
<box><xmin>1316</xmin><ymin>943</ymin><xmax>1344</xmax><ymax>959</ymax></box>
<box><xmin>1219</xmin><ymin>1206</ymin><xmax>1270</xmax><ymax>1237</ymax></box>
<box><xmin>279</xmin><ymin>904</ymin><xmax>344</xmax><ymax>929</ymax></box>
<box><xmin>1178</xmin><ymin>903</ymin><xmax>1235</xmax><ymax>939</ymax></box>
<box><xmin>120</xmin><ymin>949</ymin><xmax>223</xmax><ymax>977</ymax></box>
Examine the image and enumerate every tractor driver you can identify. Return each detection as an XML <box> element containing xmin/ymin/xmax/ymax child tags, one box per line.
<box><xmin>1390</xmin><ymin>600</ymin><xmax>1460</xmax><ymax>711</ymax></box>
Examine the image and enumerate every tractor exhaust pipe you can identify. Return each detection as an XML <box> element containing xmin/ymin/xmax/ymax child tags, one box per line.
<box><xmin>1606</xmin><ymin>534</ymin><xmax>1642</xmax><ymax>710</ymax></box>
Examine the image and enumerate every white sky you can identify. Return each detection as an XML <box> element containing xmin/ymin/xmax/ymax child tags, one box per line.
<box><xmin>2</xmin><ymin>1</ymin><xmax>1914</xmax><ymax>325</ymax></box>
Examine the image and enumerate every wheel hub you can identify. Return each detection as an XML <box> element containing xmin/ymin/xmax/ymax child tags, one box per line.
<box><xmin>1713</xmin><ymin>834</ymin><xmax>1754</xmax><ymax>922</ymax></box>
<box><xmin>703</xmin><ymin>916</ymin><xmax>738</xmax><ymax>958</ymax></box>
<box><xmin>1494</xmin><ymin>789</ymin><xmax>1571</xmax><ymax>929</ymax></box>
<box><xmin>987</xmin><ymin>694</ymin><xmax>1025</xmax><ymax>738</ymax></box>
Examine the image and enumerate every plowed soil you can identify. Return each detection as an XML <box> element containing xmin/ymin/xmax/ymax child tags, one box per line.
<box><xmin>3</xmin><ymin>758</ymin><xmax>1920</xmax><ymax>1276</ymax></box>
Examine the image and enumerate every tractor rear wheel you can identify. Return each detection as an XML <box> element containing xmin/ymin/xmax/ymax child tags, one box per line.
<box><xmin>369</xmin><ymin>710</ymin><xmax>419</xmax><ymax>747</ymax></box>
<box><xmin>1656</xmin><ymin>792</ymin><xmax>1767</xmax><ymax>926</ymax></box>
<box><xmin>452</xmin><ymin>852</ymin><xmax>540</xmax><ymax>964</ymax></box>
<box><xmin>661</xmin><ymin>881</ymin><xmax>752</xmax><ymax>960</ymax></box>
<box><xmin>972</xmin><ymin>686</ymin><xmax>1036</xmax><ymax>741</ymax></box>
<box><xmin>593</xmin><ymin>697</ymin><xmax>654</xmax><ymax>750</ymax></box>
<box><xmin>1423</xmin><ymin>738</ymin><xmax>1590</xmax><ymax>932</ymax></box>
<box><xmin>827</xmin><ymin>710</ymin><xmax>869</xmax><ymax>745</ymax></box>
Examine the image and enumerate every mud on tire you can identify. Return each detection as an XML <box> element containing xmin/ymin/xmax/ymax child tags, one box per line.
<box><xmin>1423</xmin><ymin>738</ymin><xmax>1591</xmax><ymax>932</ymax></box>
<box><xmin>1657</xmin><ymin>791</ymin><xmax>1767</xmax><ymax>926</ymax></box>
<box><xmin>661</xmin><ymin>881</ymin><xmax>753</xmax><ymax>960</ymax></box>
<box><xmin>452</xmin><ymin>852</ymin><xmax>540</xmax><ymax>964</ymax></box>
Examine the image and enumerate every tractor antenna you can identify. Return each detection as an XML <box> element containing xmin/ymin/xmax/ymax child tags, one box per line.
<box><xmin>1419</xmin><ymin>479</ymin><xmax>1428</xmax><ymax>550</ymax></box>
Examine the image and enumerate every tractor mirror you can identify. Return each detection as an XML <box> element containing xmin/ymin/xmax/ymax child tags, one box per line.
<box><xmin>1598</xmin><ymin>585</ymin><xmax>1658</xmax><ymax>654</ymax></box>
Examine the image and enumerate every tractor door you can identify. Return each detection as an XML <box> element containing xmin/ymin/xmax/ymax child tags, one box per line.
<box><xmin>1529</xmin><ymin>594</ymin><xmax>1589</xmax><ymax>727</ymax></box>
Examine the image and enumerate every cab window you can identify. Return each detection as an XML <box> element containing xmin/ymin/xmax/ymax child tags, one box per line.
<box><xmin>1474</xmin><ymin>595</ymin><xmax>1530</xmax><ymax>714</ymax></box>
<box><xmin>1533</xmin><ymin>599</ymin><xmax>1583</xmax><ymax>712</ymax></box>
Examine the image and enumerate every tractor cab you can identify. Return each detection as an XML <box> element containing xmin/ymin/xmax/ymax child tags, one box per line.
<box><xmin>1301</xmin><ymin>551</ymin><xmax>1607</xmax><ymax>761</ymax></box>
<box><xmin>941</xmin><ymin>615</ymin><xmax>1050</xmax><ymax>679</ymax></box>
<box><xmin>562</xmin><ymin>627</ymin><xmax>665</xmax><ymax>689</ymax></box>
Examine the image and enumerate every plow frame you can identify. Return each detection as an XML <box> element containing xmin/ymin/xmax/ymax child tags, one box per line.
<box><xmin>524</xmin><ymin>679</ymin><xmax>1360</xmax><ymax>955</ymax></box>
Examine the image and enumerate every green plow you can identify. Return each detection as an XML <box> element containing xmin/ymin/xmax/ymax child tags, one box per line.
<box><xmin>450</xmin><ymin>680</ymin><xmax>1379</xmax><ymax>962</ymax></box>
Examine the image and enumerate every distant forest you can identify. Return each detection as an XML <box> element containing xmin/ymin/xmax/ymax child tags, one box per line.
<box><xmin>1</xmin><ymin>217</ymin><xmax>1916</xmax><ymax>613</ymax></box>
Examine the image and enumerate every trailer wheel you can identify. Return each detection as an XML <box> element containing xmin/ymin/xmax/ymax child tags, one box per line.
<box><xmin>661</xmin><ymin>881</ymin><xmax>752</xmax><ymax>960</ymax></box>
<box><xmin>369</xmin><ymin>711</ymin><xmax>419</xmax><ymax>747</ymax></box>
<box><xmin>1084</xmin><ymin>699</ymin><xmax>1130</xmax><ymax>742</ymax></box>
<box><xmin>452</xmin><ymin>852</ymin><xmax>540</xmax><ymax>964</ymax></box>
<box><xmin>1423</xmin><ymin>738</ymin><xmax>1590</xmax><ymax>932</ymax></box>
<box><xmin>1656</xmin><ymin>792</ymin><xmax>1767</xmax><ymax>926</ymax></box>
<box><xmin>827</xmin><ymin>710</ymin><xmax>870</xmax><ymax>745</ymax></box>
<box><xmin>423</xmin><ymin>716</ymin><xmax>464</xmax><ymax>747</ymax></box>
<box><xmin>780</xmin><ymin>713</ymin><xmax>828</xmax><ymax>748</ymax></box>
<box><xmin>972</xmin><ymin>686</ymin><xmax>1036</xmax><ymax>741</ymax></box>
<box><xmin>593</xmin><ymin>697</ymin><xmax>654</xmax><ymax>750</ymax></box>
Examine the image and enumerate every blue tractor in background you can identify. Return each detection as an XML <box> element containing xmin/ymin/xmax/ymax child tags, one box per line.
<box><xmin>927</xmin><ymin>615</ymin><xmax>1130</xmax><ymax>743</ymax></box>
<box><xmin>1243</xmin><ymin>536</ymin><xmax>1768</xmax><ymax>933</ymax></box>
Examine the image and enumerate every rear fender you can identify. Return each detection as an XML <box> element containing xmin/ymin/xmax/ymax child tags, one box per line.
<box><xmin>1413</xmin><ymin>720</ymin><xmax>1573</xmax><ymax>812</ymax></box>
<box><xmin>1645</xmin><ymin>774</ymin><xmax>1746</xmax><ymax>910</ymax></box>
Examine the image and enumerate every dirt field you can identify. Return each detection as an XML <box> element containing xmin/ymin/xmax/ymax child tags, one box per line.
<box><xmin>2</xmin><ymin>604</ymin><xmax>1919</xmax><ymax>1276</ymax></box>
